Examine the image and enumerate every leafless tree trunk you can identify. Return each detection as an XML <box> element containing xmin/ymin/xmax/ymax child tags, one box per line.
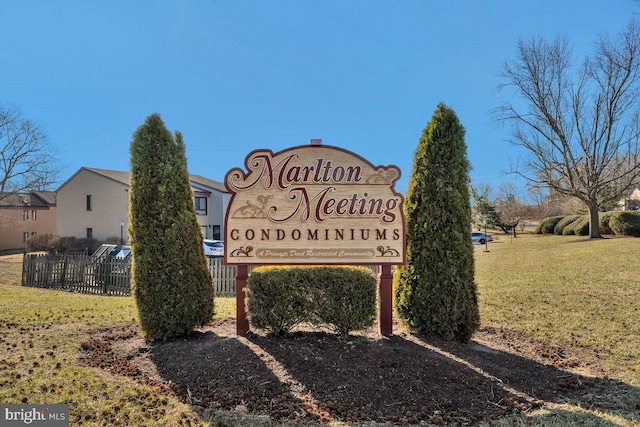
<box><xmin>494</xmin><ymin>20</ymin><xmax>640</xmax><ymax>238</ymax></box>
<box><xmin>0</xmin><ymin>105</ymin><xmax>61</xmax><ymax>202</ymax></box>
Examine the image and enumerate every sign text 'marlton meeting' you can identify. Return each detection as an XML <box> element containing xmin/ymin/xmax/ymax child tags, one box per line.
<box><xmin>224</xmin><ymin>144</ymin><xmax>406</xmax><ymax>265</ymax></box>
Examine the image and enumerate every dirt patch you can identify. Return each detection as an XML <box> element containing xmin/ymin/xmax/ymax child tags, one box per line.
<box><xmin>80</xmin><ymin>319</ymin><xmax>627</xmax><ymax>425</ymax></box>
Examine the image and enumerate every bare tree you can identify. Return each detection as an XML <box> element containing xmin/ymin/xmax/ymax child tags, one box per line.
<box><xmin>495</xmin><ymin>20</ymin><xmax>640</xmax><ymax>238</ymax></box>
<box><xmin>0</xmin><ymin>105</ymin><xmax>61</xmax><ymax>202</ymax></box>
<box><xmin>495</xmin><ymin>183</ymin><xmax>527</xmax><ymax>237</ymax></box>
<box><xmin>526</xmin><ymin>184</ymin><xmax>568</xmax><ymax>219</ymax></box>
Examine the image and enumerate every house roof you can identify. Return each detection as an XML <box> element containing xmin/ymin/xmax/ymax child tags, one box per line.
<box><xmin>86</xmin><ymin>167</ymin><xmax>131</xmax><ymax>186</ymax></box>
<box><xmin>190</xmin><ymin>174</ymin><xmax>228</xmax><ymax>193</ymax></box>
<box><xmin>0</xmin><ymin>191</ymin><xmax>56</xmax><ymax>207</ymax></box>
<box><xmin>57</xmin><ymin>167</ymin><xmax>228</xmax><ymax>194</ymax></box>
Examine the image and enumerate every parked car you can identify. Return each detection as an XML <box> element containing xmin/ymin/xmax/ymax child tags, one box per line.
<box><xmin>471</xmin><ymin>232</ymin><xmax>493</xmax><ymax>245</ymax></box>
<box><xmin>109</xmin><ymin>245</ymin><xmax>131</xmax><ymax>259</ymax></box>
<box><xmin>91</xmin><ymin>244</ymin><xmax>131</xmax><ymax>259</ymax></box>
<box><xmin>203</xmin><ymin>239</ymin><xmax>224</xmax><ymax>257</ymax></box>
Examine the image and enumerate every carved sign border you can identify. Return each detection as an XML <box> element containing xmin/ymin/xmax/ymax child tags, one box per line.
<box><xmin>224</xmin><ymin>144</ymin><xmax>406</xmax><ymax>266</ymax></box>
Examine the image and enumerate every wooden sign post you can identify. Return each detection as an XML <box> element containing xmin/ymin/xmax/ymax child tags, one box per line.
<box><xmin>224</xmin><ymin>142</ymin><xmax>406</xmax><ymax>335</ymax></box>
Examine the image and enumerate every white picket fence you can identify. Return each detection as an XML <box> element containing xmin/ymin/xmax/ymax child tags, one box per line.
<box><xmin>207</xmin><ymin>257</ymin><xmax>241</xmax><ymax>297</ymax></box>
<box><xmin>207</xmin><ymin>259</ymin><xmax>380</xmax><ymax>297</ymax></box>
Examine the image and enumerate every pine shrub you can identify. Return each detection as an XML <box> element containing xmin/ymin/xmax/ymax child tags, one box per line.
<box><xmin>393</xmin><ymin>103</ymin><xmax>479</xmax><ymax>343</ymax></box>
<box><xmin>129</xmin><ymin>114</ymin><xmax>214</xmax><ymax>340</ymax></box>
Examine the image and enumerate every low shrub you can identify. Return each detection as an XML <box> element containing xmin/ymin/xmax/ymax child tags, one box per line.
<box><xmin>26</xmin><ymin>233</ymin><xmax>59</xmax><ymax>252</ymax></box>
<box><xmin>535</xmin><ymin>216</ymin><xmax>564</xmax><ymax>234</ymax></box>
<box><xmin>246</xmin><ymin>267</ymin><xmax>316</xmax><ymax>336</ymax></box>
<box><xmin>104</xmin><ymin>236</ymin><xmax>122</xmax><ymax>245</ymax></box>
<box><xmin>313</xmin><ymin>266</ymin><xmax>377</xmax><ymax>335</ymax></box>
<box><xmin>246</xmin><ymin>266</ymin><xmax>377</xmax><ymax>336</ymax></box>
<box><xmin>570</xmin><ymin>216</ymin><xmax>590</xmax><ymax>236</ymax></box>
<box><xmin>554</xmin><ymin>215</ymin><xmax>581</xmax><ymax>235</ymax></box>
<box><xmin>599</xmin><ymin>211</ymin><xmax>615</xmax><ymax>235</ymax></box>
<box><xmin>609</xmin><ymin>211</ymin><xmax>640</xmax><ymax>237</ymax></box>
<box><xmin>50</xmin><ymin>236</ymin><xmax>102</xmax><ymax>254</ymax></box>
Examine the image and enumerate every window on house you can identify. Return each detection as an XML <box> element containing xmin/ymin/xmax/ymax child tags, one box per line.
<box><xmin>212</xmin><ymin>225</ymin><xmax>221</xmax><ymax>240</ymax></box>
<box><xmin>201</xmin><ymin>226</ymin><xmax>208</xmax><ymax>238</ymax></box>
<box><xmin>31</xmin><ymin>210</ymin><xmax>37</xmax><ymax>220</ymax></box>
<box><xmin>31</xmin><ymin>232</ymin><xmax>36</xmax><ymax>236</ymax></box>
<box><xmin>23</xmin><ymin>210</ymin><xmax>28</xmax><ymax>220</ymax></box>
<box><xmin>23</xmin><ymin>232</ymin><xmax>29</xmax><ymax>243</ymax></box>
<box><xmin>86</xmin><ymin>228</ymin><xmax>93</xmax><ymax>238</ymax></box>
<box><xmin>86</xmin><ymin>195</ymin><xmax>93</xmax><ymax>211</ymax></box>
<box><xmin>194</xmin><ymin>197</ymin><xmax>207</xmax><ymax>215</ymax></box>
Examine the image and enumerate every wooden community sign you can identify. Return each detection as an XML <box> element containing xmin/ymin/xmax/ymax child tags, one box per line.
<box><xmin>224</xmin><ymin>141</ymin><xmax>406</xmax><ymax>334</ymax></box>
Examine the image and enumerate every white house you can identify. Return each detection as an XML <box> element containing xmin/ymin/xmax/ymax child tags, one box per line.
<box><xmin>618</xmin><ymin>188</ymin><xmax>640</xmax><ymax>211</ymax></box>
<box><xmin>56</xmin><ymin>167</ymin><xmax>230</xmax><ymax>242</ymax></box>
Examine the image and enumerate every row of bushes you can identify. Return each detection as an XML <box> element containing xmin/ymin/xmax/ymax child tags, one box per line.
<box><xmin>535</xmin><ymin>210</ymin><xmax>640</xmax><ymax>237</ymax></box>
<box><xmin>26</xmin><ymin>233</ymin><xmax>120</xmax><ymax>254</ymax></box>
<box><xmin>246</xmin><ymin>266</ymin><xmax>377</xmax><ymax>336</ymax></box>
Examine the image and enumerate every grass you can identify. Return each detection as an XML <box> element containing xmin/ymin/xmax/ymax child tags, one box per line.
<box><xmin>475</xmin><ymin>233</ymin><xmax>640</xmax><ymax>387</ymax></box>
<box><xmin>1</xmin><ymin>235</ymin><xmax>639</xmax><ymax>426</ymax></box>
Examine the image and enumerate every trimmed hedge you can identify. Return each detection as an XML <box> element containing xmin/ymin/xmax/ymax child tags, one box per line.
<box><xmin>314</xmin><ymin>267</ymin><xmax>377</xmax><ymax>336</ymax></box>
<box><xmin>535</xmin><ymin>216</ymin><xmax>564</xmax><ymax>234</ymax></box>
<box><xmin>554</xmin><ymin>215</ymin><xmax>581</xmax><ymax>235</ymax></box>
<box><xmin>246</xmin><ymin>266</ymin><xmax>377</xmax><ymax>336</ymax></box>
<box><xmin>599</xmin><ymin>211</ymin><xmax>615</xmax><ymax>235</ymax></box>
<box><xmin>609</xmin><ymin>211</ymin><xmax>640</xmax><ymax>237</ymax></box>
<box><xmin>536</xmin><ymin>211</ymin><xmax>640</xmax><ymax>237</ymax></box>
<box><xmin>245</xmin><ymin>267</ymin><xmax>315</xmax><ymax>336</ymax></box>
<box><xmin>570</xmin><ymin>216</ymin><xmax>590</xmax><ymax>236</ymax></box>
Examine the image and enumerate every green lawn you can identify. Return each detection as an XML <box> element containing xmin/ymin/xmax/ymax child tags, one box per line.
<box><xmin>1</xmin><ymin>235</ymin><xmax>639</xmax><ymax>426</ymax></box>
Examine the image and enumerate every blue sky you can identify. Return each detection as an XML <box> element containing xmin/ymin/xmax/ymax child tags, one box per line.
<box><xmin>1</xmin><ymin>1</ymin><xmax>637</xmax><ymax>195</ymax></box>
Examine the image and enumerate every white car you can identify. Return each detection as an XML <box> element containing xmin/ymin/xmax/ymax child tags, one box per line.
<box><xmin>471</xmin><ymin>232</ymin><xmax>493</xmax><ymax>245</ymax></box>
<box><xmin>203</xmin><ymin>239</ymin><xmax>224</xmax><ymax>257</ymax></box>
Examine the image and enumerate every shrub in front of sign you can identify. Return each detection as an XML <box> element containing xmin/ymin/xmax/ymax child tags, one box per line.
<box><xmin>246</xmin><ymin>267</ymin><xmax>316</xmax><ymax>336</ymax></box>
<box><xmin>312</xmin><ymin>266</ymin><xmax>377</xmax><ymax>336</ymax></box>
<box><xmin>129</xmin><ymin>114</ymin><xmax>214</xmax><ymax>341</ymax></box>
<box><xmin>394</xmin><ymin>103</ymin><xmax>479</xmax><ymax>343</ymax></box>
<box><xmin>246</xmin><ymin>266</ymin><xmax>377</xmax><ymax>336</ymax></box>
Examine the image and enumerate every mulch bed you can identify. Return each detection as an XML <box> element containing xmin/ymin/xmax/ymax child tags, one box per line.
<box><xmin>80</xmin><ymin>319</ymin><xmax>615</xmax><ymax>425</ymax></box>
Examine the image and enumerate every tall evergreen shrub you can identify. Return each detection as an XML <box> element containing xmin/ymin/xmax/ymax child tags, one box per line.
<box><xmin>394</xmin><ymin>103</ymin><xmax>480</xmax><ymax>342</ymax></box>
<box><xmin>129</xmin><ymin>114</ymin><xmax>214</xmax><ymax>340</ymax></box>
